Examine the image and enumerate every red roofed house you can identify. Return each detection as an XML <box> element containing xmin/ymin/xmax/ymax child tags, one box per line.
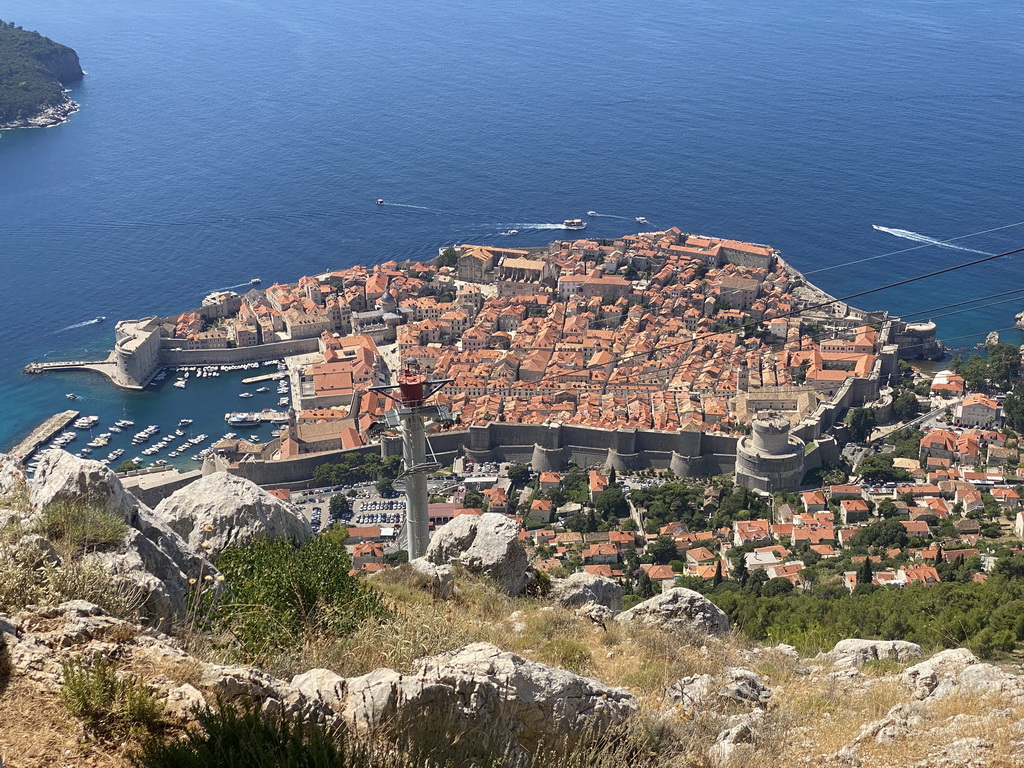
<box><xmin>954</xmin><ymin>393</ymin><xmax>1002</xmax><ymax>428</ymax></box>
<box><xmin>839</xmin><ymin>498</ymin><xmax>870</xmax><ymax>525</ymax></box>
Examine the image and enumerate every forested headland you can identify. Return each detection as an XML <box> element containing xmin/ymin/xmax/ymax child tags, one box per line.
<box><xmin>0</xmin><ymin>20</ymin><xmax>83</xmax><ymax>128</ymax></box>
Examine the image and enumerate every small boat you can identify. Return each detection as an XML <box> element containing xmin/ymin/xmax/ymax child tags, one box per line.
<box><xmin>65</xmin><ymin>393</ymin><xmax>78</xmax><ymax>400</ymax></box>
<box><xmin>504</xmin><ymin>229</ymin><xmax>519</xmax><ymax>236</ymax></box>
<box><xmin>109</xmin><ymin>426</ymin><xmax>122</xmax><ymax>433</ymax></box>
<box><xmin>249</xmin><ymin>278</ymin><xmax>261</xmax><ymax>285</ymax></box>
<box><xmin>239</xmin><ymin>392</ymin><xmax>253</xmax><ymax>398</ymax></box>
<box><xmin>587</xmin><ymin>210</ymin><xmax>598</xmax><ymax>216</ymax></box>
<box><xmin>173</xmin><ymin>380</ymin><xmax>186</xmax><ymax>389</ymax></box>
<box><xmin>563</xmin><ymin>219</ymin><xmax>586</xmax><ymax>230</ymax></box>
<box><xmin>376</xmin><ymin>198</ymin><xmax>385</xmax><ymax>205</ymax></box>
<box><xmin>95</xmin><ymin>316</ymin><xmax>106</xmax><ymax>322</ymax></box>
<box><xmin>635</xmin><ymin>216</ymin><xmax>648</xmax><ymax>224</ymax></box>
<box><xmin>178</xmin><ymin>418</ymin><xmax>193</xmax><ymax>427</ymax></box>
<box><xmin>256</xmin><ymin>386</ymin><xmax>269</xmax><ymax>393</ymax></box>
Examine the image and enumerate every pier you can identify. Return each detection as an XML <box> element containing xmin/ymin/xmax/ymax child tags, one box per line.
<box><xmin>241</xmin><ymin>372</ymin><xmax>287</xmax><ymax>385</ymax></box>
<box><xmin>225</xmin><ymin>410</ymin><xmax>290</xmax><ymax>424</ymax></box>
<box><xmin>9</xmin><ymin>410</ymin><xmax>80</xmax><ymax>464</ymax></box>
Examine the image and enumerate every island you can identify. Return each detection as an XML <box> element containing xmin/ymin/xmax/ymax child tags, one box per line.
<box><xmin>0</xmin><ymin>19</ymin><xmax>83</xmax><ymax>130</ymax></box>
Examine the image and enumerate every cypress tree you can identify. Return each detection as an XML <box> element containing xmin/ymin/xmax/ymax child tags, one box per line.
<box><xmin>859</xmin><ymin>556</ymin><xmax>874</xmax><ymax>586</ymax></box>
<box><xmin>733</xmin><ymin>553</ymin><xmax>749</xmax><ymax>586</ymax></box>
<box><xmin>713</xmin><ymin>559</ymin><xmax>723</xmax><ymax>587</ymax></box>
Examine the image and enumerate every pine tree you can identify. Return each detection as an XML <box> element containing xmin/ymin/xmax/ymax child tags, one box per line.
<box><xmin>733</xmin><ymin>553</ymin><xmax>749</xmax><ymax>586</ymax></box>
<box><xmin>859</xmin><ymin>556</ymin><xmax>874</xmax><ymax>586</ymax></box>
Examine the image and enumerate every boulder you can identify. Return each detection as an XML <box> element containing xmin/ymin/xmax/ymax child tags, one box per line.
<box><xmin>903</xmin><ymin>648</ymin><xmax>1024</xmax><ymax>704</ymax></box>
<box><xmin>826</xmin><ymin>639</ymin><xmax>923</xmax><ymax>668</ymax></box>
<box><xmin>336</xmin><ymin>642</ymin><xmax>636</xmax><ymax>750</ymax></box>
<box><xmin>615</xmin><ymin>588</ymin><xmax>730</xmax><ymax>635</ymax></box>
<box><xmin>551</xmin><ymin>571</ymin><xmax>622</xmax><ymax>611</ymax></box>
<box><xmin>407</xmin><ymin>557</ymin><xmax>455</xmax><ymax>599</ymax></box>
<box><xmin>425</xmin><ymin>513</ymin><xmax>529</xmax><ymax>596</ymax></box>
<box><xmin>902</xmin><ymin>648</ymin><xmax>978</xmax><ymax>700</ymax></box>
<box><xmin>29</xmin><ymin>450</ymin><xmax>142</xmax><ymax>521</ymax></box>
<box><xmin>669</xmin><ymin>668</ymin><xmax>771</xmax><ymax>710</ymax></box>
<box><xmin>152</xmin><ymin>473</ymin><xmax>310</xmax><ymax>556</ymax></box>
<box><xmin>0</xmin><ymin>452</ymin><xmax>24</xmax><ymax>498</ymax></box>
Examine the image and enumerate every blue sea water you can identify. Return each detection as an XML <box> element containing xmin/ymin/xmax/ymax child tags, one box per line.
<box><xmin>1</xmin><ymin>0</ymin><xmax>1023</xmax><ymax>454</ymax></box>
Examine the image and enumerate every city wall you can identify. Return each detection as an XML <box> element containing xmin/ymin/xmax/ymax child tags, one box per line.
<box><xmin>159</xmin><ymin>338</ymin><xmax>320</xmax><ymax>367</ymax></box>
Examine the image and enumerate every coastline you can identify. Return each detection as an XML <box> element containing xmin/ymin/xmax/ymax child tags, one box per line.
<box><xmin>0</xmin><ymin>96</ymin><xmax>78</xmax><ymax>131</ymax></box>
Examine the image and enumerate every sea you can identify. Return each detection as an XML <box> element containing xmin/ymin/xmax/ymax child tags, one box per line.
<box><xmin>1</xmin><ymin>0</ymin><xmax>1023</xmax><ymax>461</ymax></box>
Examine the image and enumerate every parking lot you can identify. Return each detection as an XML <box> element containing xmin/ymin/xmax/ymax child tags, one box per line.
<box><xmin>288</xmin><ymin>483</ymin><xmax>407</xmax><ymax>533</ymax></box>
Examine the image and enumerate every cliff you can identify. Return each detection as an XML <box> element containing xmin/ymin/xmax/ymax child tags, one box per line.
<box><xmin>0</xmin><ymin>20</ymin><xmax>83</xmax><ymax>130</ymax></box>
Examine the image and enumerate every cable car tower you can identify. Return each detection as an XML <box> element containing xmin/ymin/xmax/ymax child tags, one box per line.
<box><xmin>369</xmin><ymin>365</ymin><xmax>453</xmax><ymax>559</ymax></box>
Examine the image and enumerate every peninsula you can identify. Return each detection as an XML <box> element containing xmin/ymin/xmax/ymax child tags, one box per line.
<box><xmin>27</xmin><ymin>227</ymin><xmax>943</xmax><ymax>491</ymax></box>
<box><xmin>0</xmin><ymin>20</ymin><xmax>83</xmax><ymax>130</ymax></box>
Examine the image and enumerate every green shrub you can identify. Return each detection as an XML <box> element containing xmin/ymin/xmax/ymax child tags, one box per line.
<box><xmin>61</xmin><ymin>654</ymin><xmax>163</xmax><ymax>738</ymax></box>
<box><xmin>208</xmin><ymin>533</ymin><xmax>389</xmax><ymax>659</ymax></box>
<box><xmin>33</xmin><ymin>500</ymin><xmax>128</xmax><ymax>552</ymax></box>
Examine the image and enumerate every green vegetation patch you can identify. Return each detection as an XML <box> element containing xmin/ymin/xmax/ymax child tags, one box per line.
<box><xmin>33</xmin><ymin>500</ymin><xmax>128</xmax><ymax>553</ymax></box>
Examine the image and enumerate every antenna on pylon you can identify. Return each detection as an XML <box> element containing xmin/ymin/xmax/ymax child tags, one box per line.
<box><xmin>369</xmin><ymin>363</ymin><xmax>453</xmax><ymax>560</ymax></box>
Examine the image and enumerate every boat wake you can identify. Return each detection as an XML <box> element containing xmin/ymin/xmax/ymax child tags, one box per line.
<box><xmin>588</xmin><ymin>212</ymin><xmax>630</xmax><ymax>220</ymax></box>
<box><xmin>380</xmin><ymin>202</ymin><xmax>432</xmax><ymax>210</ymax></box>
<box><xmin>56</xmin><ymin>318</ymin><xmax>104</xmax><ymax>332</ymax></box>
<box><xmin>207</xmin><ymin>281</ymin><xmax>254</xmax><ymax>293</ymax></box>
<box><xmin>512</xmin><ymin>223</ymin><xmax>577</xmax><ymax>230</ymax></box>
<box><xmin>872</xmin><ymin>225</ymin><xmax>991</xmax><ymax>255</ymax></box>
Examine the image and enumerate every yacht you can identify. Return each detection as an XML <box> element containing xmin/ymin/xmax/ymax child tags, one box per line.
<box><xmin>563</xmin><ymin>219</ymin><xmax>586</xmax><ymax>230</ymax></box>
<box><xmin>73</xmin><ymin>415</ymin><xmax>100</xmax><ymax>429</ymax></box>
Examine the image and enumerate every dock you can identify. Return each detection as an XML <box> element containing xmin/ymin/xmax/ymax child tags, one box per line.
<box><xmin>224</xmin><ymin>410</ymin><xmax>290</xmax><ymax>424</ymax></box>
<box><xmin>241</xmin><ymin>372</ymin><xmax>288</xmax><ymax>385</ymax></box>
<box><xmin>9</xmin><ymin>410</ymin><xmax>80</xmax><ymax>464</ymax></box>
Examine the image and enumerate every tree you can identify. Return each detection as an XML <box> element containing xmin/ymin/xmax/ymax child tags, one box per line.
<box><xmin>856</xmin><ymin>455</ymin><xmax>913</xmax><ymax>485</ymax></box>
<box><xmin>375</xmin><ymin>478</ymin><xmax>395</xmax><ymax>498</ymax></box>
<box><xmin>608</xmin><ymin>467</ymin><xmax>617</xmax><ymax>486</ymax></box>
<box><xmin>763</xmin><ymin>577</ymin><xmax>795</xmax><ymax>597</ymax></box>
<box><xmin>851</xmin><ymin>518</ymin><xmax>909</xmax><ymax>550</ymax></box>
<box><xmin>733</xmin><ymin>553</ymin><xmax>749</xmax><ymax>586</ymax></box>
<box><xmin>635</xmin><ymin>570</ymin><xmax>655</xmax><ymax>599</ymax></box>
<box><xmin>712</xmin><ymin>559</ymin><xmax>723</xmax><ymax>587</ymax></box>
<box><xmin>847</xmin><ymin>408</ymin><xmax>876</xmax><ymax>443</ymax></box>
<box><xmin>647</xmin><ymin>535</ymin><xmax>678</xmax><ymax>565</ymax></box>
<box><xmin>877</xmin><ymin>499</ymin><xmax>899</xmax><ymax>518</ymax></box>
<box><xmin>858</xmin><ymin>556</ymin><xmax>874</xmax><ymax>586</ymax></box>
<box><xmin>595</xmin><ymin>486</ymin><xmax>629</xmax><ymax>520</ymax></box>
<box><xmin>437</xmin><ymin>246</ymin><xmax>459</xmax><ymax>268</ymax></box>
<box><xmin>114</xmin><ymin>459</ymin><xmax>140</xmax><ymax>473</ymax></box>
<box><xmin>893</xmin><ymin>391</ymin><xmax>921</xmax><ymax>422</ymax></box>
<box><xmin>329</xmin><ymin>494</ymin><xmax>350</xmax><ymax>518</ymax></box>
<box><xmin>506</xmin><ymin>463</ymin><xmax>531</xmax><ymax>486</ymax></box>
<box><xmin>1004</xmin><ymin>383</ymin><xmax>1024</xmax><ymax>432</ymax></box>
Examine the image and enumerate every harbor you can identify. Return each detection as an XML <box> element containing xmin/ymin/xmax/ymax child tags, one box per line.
<box><xmin>9</xmin><ymin>409</ymin><xmax>80</xmax><ymax>464</ymax></box>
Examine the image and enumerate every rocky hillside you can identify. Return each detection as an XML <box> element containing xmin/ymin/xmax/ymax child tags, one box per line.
<box><xmin>0</xmin><ymin>20</ymin><xmax>83</xmax><ymax>129</ymax></box>
<box><xmin>1</xmin><ymin>450</ymin><xmax>1023</xmax><ymax>767</ymax></box>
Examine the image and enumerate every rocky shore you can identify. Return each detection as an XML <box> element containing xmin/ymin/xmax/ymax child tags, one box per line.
<box><xmin>0</xmin><ymin>96</ymin><xmax>78</xmax><ymax>131</ymax></box>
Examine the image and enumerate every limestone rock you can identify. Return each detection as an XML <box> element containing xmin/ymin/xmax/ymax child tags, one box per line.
<box><xmin>153</xmin><ymin>473</ymin><xmax>310</xmax><ymax>556</ymax></box>
<box><xmin>0</xmin><ymin>452</ymin><xmax>25</xmax><ymax>498</ymax></box>
<box><xmin>164</xmin><ymin>683</ymin><xmax>208</xmax><ymax>721</ymax></box>
<box><xmin>575</xmin><ymin>601</ymin><xmax>615</xmax><ymax>627</ymax></box>
<box><xmin>337</xmin><ymin>642</ymin><xmax>636</xmax><ymax>750</ymax></box>
<box><xmin>709</xmin><ymin>710</ymin><xmax>765</xmax><ymax>768</ymax></box>
<box><xmin>29</xmin><ymin>450</ymin><xmax>141</xmax><ymax>521</ymax></box>
<box><xmin>425</xmin><ymin>513</ymin><xmax>529</xmax><ymax>596</ymax></box>
<box><xmin>551</xmin><ymin>571</ymin><xmax>623</xmax><ymax>611</ymax></box>
<box><xmin>407</xmin><ymin>557</ymin><xmax>455</xmax><ymax>599</ymax></box>
<box><xmin>291</xmin><ymin>668</ymin><xmax>348</xmax><ymax>712</ymax></box>
<box><xmin>669</xmin><ymin>668</ymin><xmax>770</xmax><ymax>710</ymax></box>
<box><xmin>902</xmin><ymin>648</ymin><xmax>979</xmax><ymax>699</ymax></box>
<box><xmin>826</xmin><ymin>639</ymin><xmax>922</xmax><ymax>668</ymax></box>
<box><xmin>615</xmin><ymin>587</ymin><xmax>730</xmax><ymax>635</ymax></box>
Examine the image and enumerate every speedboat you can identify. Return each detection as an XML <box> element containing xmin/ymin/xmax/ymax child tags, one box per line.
<box><xmin>635</xmin><ymin>216</ymin><xmax>648</xmax><ymax>224</ymax></box>
<box><xmin>376</xmin><ymin>198</ymin><xmax>385</xmax><ymax>205</ymax></box>
<box><xmin>239</xmin><ymin>392</ymin><xmax>253</xmax><ymax>398</ymax></box>
<box><xmin>587</xmin><ymin>211</ymin><xmax>598</xmax><ymax>216</ymax></box>
<box><xmin>504</xmin><ymin>229</ymin><xmax>519</xmax><ymax>236</ymax></box>
<box><xmin>178</xmin><ymin>418</ymin><xmax>193</xmax><ymax>427</ymax></box>
<box><xmin>256</xmin><ymin>386</ymin><xmax>270</xmax><ymax>393</ymax></box>
<box><xmin>249</xmin><ymin>278</ymin><xmax>261</xmax><ymax>285</ymax></box>
<box><xmin>173</xmin><ymin>380</ymin><xmax>186</xmax><ymax>389</ymax></box>
<box><xmin>563</xmin><ymin>219</ymin><xmax>586</xmax><ymax>230</ymax></box>
<box><xmin>65</xmin><ymin>393</ymin><xmax>78</xmax><ymax>400</ymax></box>
<box><xmin>95</xmin><ymin>316</ymin><xmax>106</xmax><ymax>322</ymax></box>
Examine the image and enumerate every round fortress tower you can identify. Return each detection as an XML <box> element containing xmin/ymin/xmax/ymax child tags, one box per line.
<box><xmin>735</xmin><ymin>413</ymin><xmax>806</xmax><ymax>493</ymax></box>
